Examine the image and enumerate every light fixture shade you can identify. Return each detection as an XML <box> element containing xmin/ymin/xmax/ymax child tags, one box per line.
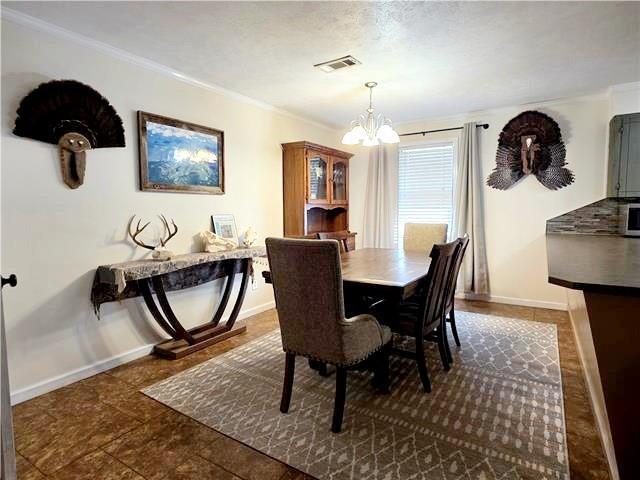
<box><xmin>341</xmin><ymin>124</ymin><xmax>368</xmax><ymax>144</ymax></box>
<box><xmin>351</xmin><ymin>124</ymin><xmax>367</xmax><ymax>141</ymax></box>
<box><xmin>341</xmin><ymin>130</ymin><xmax>360</xmax><ymax>145</ymax></box>
<box><xmin>377</xmin><ymin>124</ymin><xmax>400</xmax><ymax>144</ymax></box>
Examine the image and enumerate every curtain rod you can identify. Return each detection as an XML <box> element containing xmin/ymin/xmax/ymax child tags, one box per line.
<box><xmin>399</xmin><ymin>123</ymin><xmax>489</xmax><ymax>137</ymax></box>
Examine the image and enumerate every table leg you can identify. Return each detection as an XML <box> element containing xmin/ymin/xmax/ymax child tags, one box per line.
<box><xmin>210</xmin><ymin>262</ymin><xmax>236</xmax><ymax>327</ymax></box>
<box><xmin>152</xmin><ymin>276</ymin><xmax>196</xmax><ymax>345</ymax></box>
<box><xmin>139</xmin><ymin>278</ymin><xmax>178</xmax><ymax>339</ymax></box>
<box><xmin>140</xmin><ymin>258</ymin><xmax>251</xmax><ymax>359</ymax></box>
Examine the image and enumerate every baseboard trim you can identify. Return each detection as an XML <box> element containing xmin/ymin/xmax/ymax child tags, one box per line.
<box><xmin>10</xmin><ymin>300</ymin><xmax>276</xmax><ymax>405</ymax></box>
<box><xmin>10</xmin><ymin>344</ymin><xmax>154</xmax><ymax>405</ymax></box>
<box><xmin>456</xmin><ymin>293</ymin><xmax>567</xmax><ymax>311</ymax></box>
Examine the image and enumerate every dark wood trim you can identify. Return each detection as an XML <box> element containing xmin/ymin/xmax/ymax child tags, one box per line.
<box><xmin>138</xmin><ymin>110</ymin><xmax>225</xmax><ymax>195</ymax></box>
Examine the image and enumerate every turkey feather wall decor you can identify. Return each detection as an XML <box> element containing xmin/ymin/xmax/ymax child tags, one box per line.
<box><xmin>13</xmin><ymin>80</ymin><xmax>125</xmax><ymax>189</ymax></box>
<box><xmin>487</xmin><ymin>111</ymin><xmax>574</xmax><ymax>190</ymax></box>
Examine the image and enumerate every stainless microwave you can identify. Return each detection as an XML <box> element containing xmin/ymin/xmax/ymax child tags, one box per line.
<box><xmin>625</xmin><ymin>204</ymin><xmax>640</xmax><ymax>237</ymax></box>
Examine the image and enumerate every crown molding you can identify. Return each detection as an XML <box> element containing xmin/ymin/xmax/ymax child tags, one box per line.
<box><xmin>608</xmin><ymin>81</ymin><xmax>640</xmax><ymax>94</ymax></box>
<box><xmin>394</xmin><ymin>89</ymin><xmax>611</xmax><ymax>131</ymax></box>
<box><xmin>1</xmin><ymin>7</ymin><xmax>335</xmax><ymax>131</ymax></box>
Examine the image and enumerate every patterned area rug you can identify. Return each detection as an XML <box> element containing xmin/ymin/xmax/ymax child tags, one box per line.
<box><xmin>143</xmin><ymin>312</ymin><xmax>569</xmax><ymax>479</ymax></box>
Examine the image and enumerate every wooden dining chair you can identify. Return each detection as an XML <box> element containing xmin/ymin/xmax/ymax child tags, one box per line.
<box><xmin>444</xmin><ymin>234</ymin><xmax>470</xmax><ymax>348</ymax></box>
<box><xmin>403</xmin><ymin>223</ymin><xmax>448</xmax><ymax>253</ymax></box>
<box><xmin>386</xmin><ymin>239</ymin><xmax>460</xmax><ymax>392</ymax></box>
<box><xmin>317</xmin><ymin>231</ymin><xmax>352</xmax><ymax>253</ymax></box>
<box><xmin>265</xmin><ymin>237</ymin><xmax>391</xmax><ymax>433</ymax></box>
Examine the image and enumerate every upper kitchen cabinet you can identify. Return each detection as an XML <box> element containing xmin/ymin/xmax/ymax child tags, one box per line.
<box><xmin>608</xmin><ymin>113</ymin><xmax>640</xmax><ymax>197</ymax></box>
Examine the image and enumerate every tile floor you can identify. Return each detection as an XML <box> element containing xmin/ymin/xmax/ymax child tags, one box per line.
<box><xmin>12</xmin><ymin>300</ymin><xmax>610</xmax><ymax>479</ymax></box>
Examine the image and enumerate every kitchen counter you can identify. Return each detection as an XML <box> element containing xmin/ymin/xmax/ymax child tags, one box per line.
<box><xmin>546</xmin><ymin>232</ymin><xmax>640</xmax><ymax>480</ymax></box>
<box><xmin>547</xmin><ymin>233</ymin><xmax>640</xmax><ymax>294</ymax></box>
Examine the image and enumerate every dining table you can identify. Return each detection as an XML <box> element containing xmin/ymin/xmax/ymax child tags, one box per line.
<box><xmin>262</xmin><ymin>248</ymin><xmax>431</xmax><ymax>376</ymax></box>
<box><xmin>262</xmin><ymin>247</ymin><xmax>432</xmax><ymax>374</ymax></box>
<box><xmin>262</xmin><ymin>247</ymin><xmax>432</xmax><ymax>313</ymax></box>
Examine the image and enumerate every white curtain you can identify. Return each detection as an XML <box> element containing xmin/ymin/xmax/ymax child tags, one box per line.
<box><xmin>362</xmin><ymin>144</ymin><xmax>398</xmax><ymax>248</ymax></box>
<box><xmin>454</xmin><ymin>123</ymin><xmax>490</xmax><ymax>296</ymax></box>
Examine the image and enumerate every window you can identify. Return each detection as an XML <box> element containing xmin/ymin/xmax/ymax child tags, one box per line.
<box><xmin>397</xmin><ymin>141</ymin><xmax>455</xmax><ymax>246</ymax></box>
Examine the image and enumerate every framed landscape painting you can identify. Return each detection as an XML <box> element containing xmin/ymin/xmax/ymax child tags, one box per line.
<box><xmin>138</xmin><ymin>111</ymin><xmax>224</xmax><ymax>194</ymax></box>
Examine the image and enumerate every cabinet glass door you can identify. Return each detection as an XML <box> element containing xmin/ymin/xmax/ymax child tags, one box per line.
<box><xmin>308</xmin><ymin>153</ymin><xmax>328</xmax><ymax>202</ymax></box>
<box><xmin>331</xmin><ymin>159</ymin><xmax>348</xmax><ymax>204</ymax></box>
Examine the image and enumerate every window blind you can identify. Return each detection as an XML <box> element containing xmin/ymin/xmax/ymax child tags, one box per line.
<box><xmin>397</xmin><ymin>142</ymin><xmax>455</xmax><ymax>246</ymax></box>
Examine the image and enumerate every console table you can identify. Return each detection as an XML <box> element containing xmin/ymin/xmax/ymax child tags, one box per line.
<box><xmin>91</xmin><ymin>247</ymin><xmax>265</xmax><ymax>359</ymax></box>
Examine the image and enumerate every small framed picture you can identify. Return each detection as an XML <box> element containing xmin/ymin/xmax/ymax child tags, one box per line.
<box><xmin>211</xmin><ymin>214</ymin><xmax>238</xmax><ymax>244</ymax></box>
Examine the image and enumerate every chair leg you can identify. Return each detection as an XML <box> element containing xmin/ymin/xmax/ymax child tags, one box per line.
<box><xmin>449</xmin><ymin>309</ymin><xmax>461</xmax><ymax>347</ymax></box>
<box><xmin>437</xmin><ymin>328</ymin><xmax>451</xmax><ymax>372</ymax></box>
<box><xmin>280</xmin><ymin>353</ymin><xmax>295</xmax><ymax>413</ymax></box>
<box><xmin>415</xmin><ymin>338</ymin><xmax>432</xmax><ymax>393</ymax></box>
<box><xmin>442</xmin><ymin>321</ymin><xmax>453</xmax><ymax>365</ymax></box>
<box><xmin>332</xmin><ymin>368</ymin><xmax>348</xmax><ymax>433</ymax></box>
<box><xmin>372</xmin><ymin>344</ymin><xmax>391</xmax><ymax>394</ymax></box>
<box><xmin>308</xmin><ymin>359</ymin><xmax>332</xmax><ymax>376</ymax></box>
<box><xmin>317</xmin><ymin>362</ymin><xmax>330</xmax><ymax>377</ymax></box>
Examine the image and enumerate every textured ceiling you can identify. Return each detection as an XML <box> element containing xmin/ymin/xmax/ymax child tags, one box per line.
<box><xmin>4</xmin><ymin>1</ymin><xmax>640</xmax><ymax>128</ymax></box>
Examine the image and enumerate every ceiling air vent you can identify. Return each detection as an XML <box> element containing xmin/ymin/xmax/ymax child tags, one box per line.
<box><xmin>314</xmin><ymin>55</ymin><xmax>361</xmax><ymax>73</ymax></box>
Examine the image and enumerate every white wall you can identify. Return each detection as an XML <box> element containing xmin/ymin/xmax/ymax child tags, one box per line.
<box><xmin>1</xmin><ymin>18</ymin><xmax>343</xmax><ymax>401</ymax></box>
<box><xmin>350</xmin><ymin>95</ymin><xmax>611</xmax><ymax>309</ymax></box>
<box><xmin>609</xmin><ymin>82</ymin><xmax>640</xmax><ymax>116</ymax></box>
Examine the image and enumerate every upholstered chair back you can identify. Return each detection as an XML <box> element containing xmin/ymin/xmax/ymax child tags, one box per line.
<box><xmin>403</xmin><ymin>223</ymin><xmax>448</xmax><ymax>252</ymax></box>
<box><xmin>266</xmin><ymin>237</ymin><xmax>348</xmax><ymax>363</ymax></box>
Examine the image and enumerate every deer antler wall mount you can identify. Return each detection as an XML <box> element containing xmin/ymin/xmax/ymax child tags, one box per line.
<box><xmin>128</xmin><ymin>215</ymin><xmax>178</xmax><ymax>260</ymax></box>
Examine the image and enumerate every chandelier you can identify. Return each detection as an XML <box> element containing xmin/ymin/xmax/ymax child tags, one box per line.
<box><xmin>341</xmin><ymin>81</ymin><xmax>399</xmax><ymax>146</ymax></box>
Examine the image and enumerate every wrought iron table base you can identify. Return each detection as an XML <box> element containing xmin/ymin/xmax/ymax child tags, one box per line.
<box><xmin>138</xmin><ymin>258</ymin><xmax>251</xmax><ymax>359</ymax></box>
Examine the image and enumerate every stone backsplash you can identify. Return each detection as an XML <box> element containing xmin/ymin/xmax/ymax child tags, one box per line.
<box><xmin>546</xmin><ymin>197</ymin><xmax>640</xmax><ymax>235</ymax></box>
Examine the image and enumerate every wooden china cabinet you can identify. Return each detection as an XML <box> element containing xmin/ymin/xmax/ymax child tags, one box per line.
<box><xmin>282</xmin><ymin>141</ymin><xmax>356</xmax><ymax>250</ymax></box>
